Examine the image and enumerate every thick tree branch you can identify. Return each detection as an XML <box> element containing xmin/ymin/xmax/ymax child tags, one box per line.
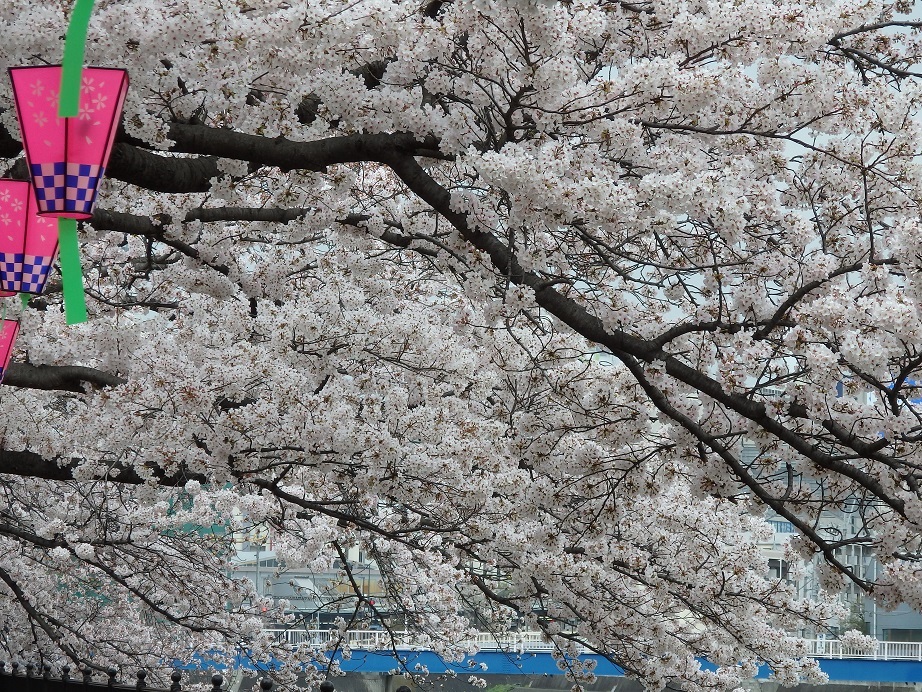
<box><xmin>108</xmin><ymin>144</ymin><xmax>222</xmax><ymax>193</ymax></box>
<box><xmin>3</xmin><ymin>119</ymin><xmax>445</xmax><ymax>196</ymax></box>
<box><xmin>0</xmin><ymin>448</ymin><xmax>205</xmax><ymax>485</ymax></box>
<box><xmin>3</xmin><ymin>363</ymin><xmax>125</xmax><ymax>392</ymax></box>
<box><xmin>165</xmin><ymin>123</ymin><xmax>441</xmax><ymax>171</ymax></box>
<box><xmin>90</xmin><ymin>208</ymin><xmax>230</xmax><ymax>274</ymax></box>
<box><xmin>5</xmin><ymin>144</ymin><xmax>222</xmax><ymax>194</ymax></box>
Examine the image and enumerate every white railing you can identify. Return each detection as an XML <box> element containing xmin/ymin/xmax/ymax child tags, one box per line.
<box><xmin>806</xmin><ymin>638</ymin><xmax>922</xmax><ymax>660</ymax></box>
<box><xmin>263</xmin><ymin>629</ymin><xmax>557</xmax><ymax>652</ymax></box>
<box><xmin>263</xmin><ymin>630</ymin><xmax>922</xmax><ymax>661</ymax></box>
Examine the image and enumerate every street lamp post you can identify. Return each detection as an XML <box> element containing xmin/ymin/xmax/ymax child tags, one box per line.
<box><xmin>255</xmin><ymin>543</ymin><xmax>262</xmax><ymax>597</ymax></box>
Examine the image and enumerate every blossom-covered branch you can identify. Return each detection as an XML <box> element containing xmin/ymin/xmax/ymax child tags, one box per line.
<box><xmin>0</xmin><ymin>2</ymin><xmax>921</xmax><ymax>689</ymax></box>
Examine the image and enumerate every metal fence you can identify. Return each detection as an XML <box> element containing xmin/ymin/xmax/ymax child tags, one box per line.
<box><xmin>264</xmin><ymin>628</ymin><xmax>557</xmax><ymax>652</ymax></box>
<box><xmin>805</xmin><ymin>638</ymin><xmax>922</xmax><ymax>660</ymax></box>
<box><xmin>265</xmin><ymin>629</ymin><xmax>922</xmax><ymax>661</ymax></box>
<box><xmin>0</xmin><ymin>665</ymin><xmax>286</xmax><ymax>692</ymax></box>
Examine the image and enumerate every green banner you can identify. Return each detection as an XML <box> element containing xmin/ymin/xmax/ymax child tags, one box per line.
<box><xmin>57</xmin><ymin>0</ymin><xmax>95</xmax><ymax>323</ymax></box>
<box><xmin>58</xmin><ymin>218</ymin><xmax>88</xmax><ymax>324</ymax></box>
<box><xmin>59</xmin><ymin>0</ymin><xmax>96</xmax><ymax>118</ymax></box>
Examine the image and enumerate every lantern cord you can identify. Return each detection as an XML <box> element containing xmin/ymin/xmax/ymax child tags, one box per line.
<box><xmin>58</xmin><ymin>218</ymin><xmax>88</xmax><ymax>325</ymax></box>
<box><xmin>59</xmin><ymin>0</ymin><xmax>96</xmax><ymax>118</ymax></box>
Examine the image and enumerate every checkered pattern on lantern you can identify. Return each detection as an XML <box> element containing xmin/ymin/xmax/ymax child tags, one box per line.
<box><xmin>30</xmin><ymin>162</ymin><xmax>104</xmax><ymax>215</ymax></box>
<box><xmin>0</xmin><ymin>252</ymin><xmax>23</xmax><ymax>292</ymax></box>
<box><xmin>0</xmin><ymin>252</ymin><xmax>53</xmax><ymax>293</ymax></box>
<box><xmin>20</xmin><ymin>254</ymin><xmax>53</xmax><ymax>293</ymax></box>
<box><xmin>30</xmin><ymin>162</ymin><xmax>65</xmax><ymax>212</ymax></box>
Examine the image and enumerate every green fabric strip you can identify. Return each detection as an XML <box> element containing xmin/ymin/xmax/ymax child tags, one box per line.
<box><xmin>58</xmin><ymin>0</ymin><xmax>94</xmax><ymax>323</ymax></box>
<box><xmin>59</xmin><ymin>0</ymin><xmax>96</xmax><ymax>117</ymax></box>
<box><xmin>19</xmin><ymin>293</ymin><xmax>28</xmax><ymax>309</ymax></box>
<box><xmin>58</xmin><ymin>218</ymin><xmax>87</xmax><ymax>324</ymax></box>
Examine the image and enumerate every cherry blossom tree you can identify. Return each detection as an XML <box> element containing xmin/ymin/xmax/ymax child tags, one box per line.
<box><xmin>0</xmin><ymin>0</ymin><xmax>921</xmax><ymax>689</ymax></box>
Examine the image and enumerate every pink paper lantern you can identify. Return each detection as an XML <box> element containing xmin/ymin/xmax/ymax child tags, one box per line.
<box><xmin>0</xmin><ymin>318</ymin><xmax>19</xmax><ymax>384</ymax></box>
<box><xmin>9</xmin><ymin>65</ymin><xmax>129</xmax><ymax>219</ymax></box>
<box><xmin>0</xmin><ymin>179</ymin><xmax>59</xmax><ymax>294</ymax></box>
